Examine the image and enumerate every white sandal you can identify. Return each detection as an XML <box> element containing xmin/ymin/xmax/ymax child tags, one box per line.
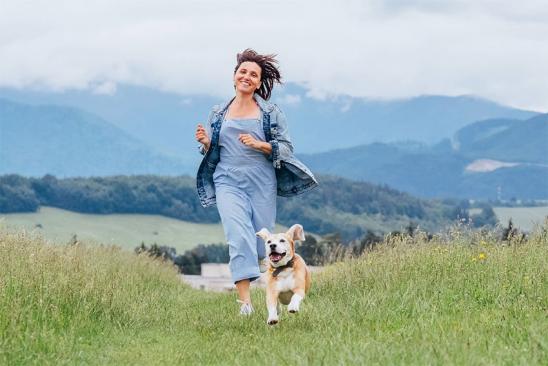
<box><xmin>237</xmin><ymin>300</ymin><xmax>254</xmax><ymax>315</ymax></box>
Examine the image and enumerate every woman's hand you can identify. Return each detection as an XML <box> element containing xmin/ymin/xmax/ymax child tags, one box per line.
<box><xmin>239</xmin><ymin>134</ymin><xmax>272</xmax><ymax>155</ymax></box>
<box><xmin>196</xmin><ymin>124</ymin><xmax>211</xmax><ymax>152</ymax></box>
<box><xmin>238</xmin><ymin>133</ymin><xmax>259</xmax><ymax>149</ymax></box>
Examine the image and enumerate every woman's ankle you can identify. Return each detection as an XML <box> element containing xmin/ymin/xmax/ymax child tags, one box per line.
<box><xmin>235</xmin><ymin>279</ymin><xmax>251</xmax><ymax>304</ymax></box>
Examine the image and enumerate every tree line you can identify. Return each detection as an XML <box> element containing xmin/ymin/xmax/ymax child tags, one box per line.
<box><xmin>0</xmin><ymin>174</ymin><xmax>494</xmax><ymax>239</ymax></box>
<box><xmin>0</xmin><ymin>174</ymin><xmax>219</xmax><ymax>222</ymax></box>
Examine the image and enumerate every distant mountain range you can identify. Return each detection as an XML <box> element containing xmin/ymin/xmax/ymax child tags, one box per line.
<box><xmin>453</xmin><ymin>114</ymin><xmax>548</xmax><ymax>164</ymax></box>
<box><xmin>0</xmin><ymin>83</ymin><xmax>537</xmax><ymax>159</ymax></box>
<box><xmin>0</xmin><ymin>99</ymin><xmax>189</xmax><ymax>177</ymax></box>
<box><xmin>0</xmin><ymin>84</ymin><xmax>545</xmax><ymax>200</ymax></box>
<box><xmin>300</xmin><ymin>114</ymin><xmax>548</xmax><ymax>200</ymax></box>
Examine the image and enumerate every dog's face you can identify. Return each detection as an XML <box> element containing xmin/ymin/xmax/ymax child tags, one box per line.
<box><xmin>256</xmin><ymin>224</ymin><xmax>305</xmax><ymax>268</ymax></box>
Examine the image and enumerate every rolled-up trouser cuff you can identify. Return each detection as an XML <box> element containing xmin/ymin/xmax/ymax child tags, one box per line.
<box><xmin>232</xmin><ymin>271</ymin><xmax>260</xmax><ymax>284</ymax></box>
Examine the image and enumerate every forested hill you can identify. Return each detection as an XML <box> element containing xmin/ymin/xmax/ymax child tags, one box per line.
<box><xmin>0</xmin><ymin>174</ymin><xmax>478</xmax><ymax>240</ymax></box>
<box><xmin>452</xmin><ymin>113</ymin><xmax>548</xmax><ymax>164</ymax></box>
<box><xmin>300</xmin><ymin>114</ymin><xmax>548</xmax><ymax>200</ymax></box>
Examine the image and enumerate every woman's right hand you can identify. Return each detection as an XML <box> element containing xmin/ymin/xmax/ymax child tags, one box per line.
<box><xmin>195</xmin><ymin>123</ymin><xmax>211</xmax><ymax>151</ymax></box>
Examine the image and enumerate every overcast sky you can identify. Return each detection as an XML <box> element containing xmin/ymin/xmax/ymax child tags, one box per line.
<box><xmin>1</xmin><ymin>0</ymin><xmax>547</xmax><ymax>111</ymax></box>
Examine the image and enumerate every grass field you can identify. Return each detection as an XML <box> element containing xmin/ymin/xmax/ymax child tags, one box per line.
<box><xmin>493</xmin><ymin>206</ymin><xmax>548</xmax><ymax>231</ymax></box>
<box><xmin>468</xmin><ymin>206</ymin><xmax>548</xmax><ymax>232</ymax></box>
<box><xmin>1</xmin><ymin>223</ymin><xmax>546</xmax><ymax>365</ymax></box>
<box><xmin>0</xmin><ymin>206</ymin><xmax>289</xmax><ymax>253</ymax></box>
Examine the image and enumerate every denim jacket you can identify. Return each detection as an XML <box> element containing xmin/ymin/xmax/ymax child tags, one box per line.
<box><xmin>196</xmin><ymin>94</ymin><xmax>318</xmax><ymax>208</ymax></box>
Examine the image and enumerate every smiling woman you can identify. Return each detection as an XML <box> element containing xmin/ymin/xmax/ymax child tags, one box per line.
<box><xmin>194</xmin><ymin>49</ymin><xmax>318</xmax><ymax>315</ymax></box>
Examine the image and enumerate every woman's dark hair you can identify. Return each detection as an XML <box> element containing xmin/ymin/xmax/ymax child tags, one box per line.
<box><xmin>234</xmin><ymin>48</ymin><xmax>282</xmax><ymax>101</ymax></box>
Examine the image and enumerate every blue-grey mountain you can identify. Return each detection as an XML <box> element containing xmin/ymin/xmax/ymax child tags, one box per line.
<box><xmin>0</xmin><ymin>83</ymin><xmax>536</xmax><ymax>160</ymax></box>
<box><xmin>453</xmin><ymin>114</ymin><xmax>548</xmax><ymax>164</ymax></box>
<box><xmin>0</xmin><ymin>84</ymin><xmax>543</xmax><ymax>200</ymax></box>
<box><xmin>0</xmin><ymin>99</ymin><xmax>190</xmax><ymax>177</ymax></box>
<box><xmin>300</xmin><ymin>114</ymin><xmax>548</xmax><ymax>200</ymax></box>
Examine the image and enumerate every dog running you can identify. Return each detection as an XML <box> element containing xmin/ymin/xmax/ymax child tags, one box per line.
<box><xmin>256</xmin><ymin>224</ymin><xmax>311</xmax><ymax>325</ymax></box>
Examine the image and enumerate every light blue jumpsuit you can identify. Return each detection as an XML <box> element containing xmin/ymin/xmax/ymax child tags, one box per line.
<box><xmin>213</xmin><ymin>112</ymin><xmax>277</xmax><ymax>283</ymax></box>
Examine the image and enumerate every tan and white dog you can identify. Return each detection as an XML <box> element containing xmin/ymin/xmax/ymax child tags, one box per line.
<box><xmin>256</xmin><ymin>224</ymin><xmax>311</xmax><ymax>325</ymax></box>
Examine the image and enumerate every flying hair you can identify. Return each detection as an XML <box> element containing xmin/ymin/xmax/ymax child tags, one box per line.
<box><xmin>234</xmin><ymin>48</ymin><xmax>282</xmax><ymax>101</ymax></box>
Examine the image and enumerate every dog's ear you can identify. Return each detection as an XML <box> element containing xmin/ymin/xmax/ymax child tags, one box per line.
<box><xmin>256</xmin><ymin>228</ymin><xmax>271</xmax><ymax>241</ymax></box>
<box><xmin>286</xmin><ymin>224</ymin><xmax>305</xmax><ymax>242</ymax></box>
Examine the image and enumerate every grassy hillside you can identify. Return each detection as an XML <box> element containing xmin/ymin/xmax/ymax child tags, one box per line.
<box><xmin>469</xmin><ymin>206</ymin><xmax>548</xmax><ymax>232</ymax></box>
<box><xmin>0</xmin><ymin>206</ymin><xmax>225</xmax><ymax>252</ymax></box>
<box><xmin>493</xmin><ymin>206</ymin><xmax>548</xmax><ymax>232</ymax></box>
<box><xmin>1</xmin><ymin>225</ymin><xmax>546</xmax><ymax>365</ymax></box>
<box><xmin>0</xmin><ymin>206</ymin><xmax>289</xmax><ymax>252</ymax></box>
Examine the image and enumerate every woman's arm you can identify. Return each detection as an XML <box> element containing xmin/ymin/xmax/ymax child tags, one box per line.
<box><xmin>268</xmin><ymin>105</ymin><xmax>294</xmax><ymax>168</ymax></box>
<box><xmin>238</xmin><ymin>105</ymin><xmax>293</xmax><ymax>164</ymax></box>
<box><xmin>238</xmin><ymin>132</ymin><xmax>272</xmax><ymax>155</ymax></box>
<box><xmin>197</xmin><ymin>110</ymin><xmax>214</xmax><ymax>155</ymax></box>
<box><xmin>257</xmin><ymin>141</ymin><xmax>273</xmax><ymax>155</ymax></box>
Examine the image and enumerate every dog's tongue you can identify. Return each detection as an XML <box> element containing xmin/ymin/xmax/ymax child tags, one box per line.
<box><xmin>270</xmin><ymin>253</ymin><xmax>282</xmax><ymax>261</ymax></box>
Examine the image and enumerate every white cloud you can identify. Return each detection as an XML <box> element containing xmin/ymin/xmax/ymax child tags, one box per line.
<box><xmin>275</xmin><ymin>94</ymin><xmax>301</xmax><ymax>105</ymax></box>
<box><xmin>92</xmin><ymin>81</ymin><xmax>117</xmax><ymax>95</ymax></box>
<box><xmin>0</xmin><ymin>0</ymin><xmax>547</xmax><ymax>111</ymax></box>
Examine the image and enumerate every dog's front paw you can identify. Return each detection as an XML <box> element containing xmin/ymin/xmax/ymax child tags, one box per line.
<box><xmin>287</xmin><ymin>294</ymin><xmax>303</xmax><ymax>313</ymax></box>
<box><xmin>287</xmin><ymin>303</ymin><xmax>299</xmax><ymax>313</ymax></box>
<box><xmin>267</xmin><ymin>317</ymin><xmax>279</xmax><ymax>325</ymax></box>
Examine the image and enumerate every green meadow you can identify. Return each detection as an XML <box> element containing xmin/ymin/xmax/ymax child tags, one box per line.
<box><xmin>0</xmin><ymin>206</ymin><xmax>291</xmax><ymax>253</ymax></box>
<box><xmin>492</xmin><ymin>206</ymin><xmax>548</xmax><ymax>231</ymax></box>
<box><xmin>1</xmin><ymin>223</ymin><xmax>546</xmax><ymax>365</ymax></box>
<box><xmin>468</xmin><ymin>206</ymin><xmax>548</xmax><ymax>232</ymax></box>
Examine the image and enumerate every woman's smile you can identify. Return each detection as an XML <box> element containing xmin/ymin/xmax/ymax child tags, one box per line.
<box><xmin>237</xmin><ymin>77</ymin><xmax>256</xmax><ymax>89</ymax></box>
<box><xmin>234</xmin><ymin>61</ymin><xmax>261</xmax><ymax>94</ymax></box>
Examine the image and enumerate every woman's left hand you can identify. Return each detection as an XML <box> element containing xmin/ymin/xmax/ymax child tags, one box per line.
<box><xmin>238</xmin><ymin>134</ymin><xmax>259</xmax><ymax>149</ymax></box>
<box><xmin>239</xmin><ymin>134</ymin><xmax>273</xmax><ymax>156</ymax></box>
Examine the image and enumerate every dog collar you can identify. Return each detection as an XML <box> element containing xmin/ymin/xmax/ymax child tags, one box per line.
<box><xmin>272</xmin><ymin>258</ymin><xmax>294</xmax><ymax>277</ymax></box>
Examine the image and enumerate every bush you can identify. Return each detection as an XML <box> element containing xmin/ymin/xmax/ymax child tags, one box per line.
<box><xmin>0</xmin><ymin>175</ymin><xmax>39</xmax><ymax>212</ymax></box>
<box><xmin>135</xmin><ymin>242</ymin><xmax>229</xmax><ymax>275</ymax></box>
<box><xmin>173</xmin><ymin>243</ymin><xmax>229</xmax><ymax>275</ymax></box>
<box><xmin>471</xmin><ymin>204</ymin><xmax>498</xmax><ymax>227</ymax></box>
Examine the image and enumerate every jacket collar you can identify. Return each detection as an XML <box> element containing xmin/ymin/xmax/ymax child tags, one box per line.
<box><xmin>213</xmin><ymin>93</ymin><xmax>275</xmax><ymax>116</ymax></box>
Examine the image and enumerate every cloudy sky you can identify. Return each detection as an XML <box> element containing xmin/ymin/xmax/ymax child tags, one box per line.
<box><xmin>1</xmin><ymin>0</ymin><xmax>547</xmax><ymax>111</ymax></box>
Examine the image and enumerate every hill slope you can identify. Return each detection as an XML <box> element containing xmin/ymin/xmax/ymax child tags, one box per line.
<box><xmin>453</xmin><ymin>114</ymin><xmax>548</xmax><ymax>164</ymax></box>
<box><xmin>0</xmin><ymin>99</ymin><xmax>191</xmax><ymax>176</ymax></box>
<box><xmin>0</xmin><ymin>206</ymin><xmax>226</xmax><ymax>252</ymax></box>
<box><xmin>300</xmin><ymin>114</ymin><xmax>548</xmax><ymax>200</ymax></box>
<box><xmin>2</xmin><ymin>227</ymin><xmax>546</xmax><ymax>364</ymax></box>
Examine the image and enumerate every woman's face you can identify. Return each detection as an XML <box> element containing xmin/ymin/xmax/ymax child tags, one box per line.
<box><xmin>234</xmin><ymin>61</ymin><xmax>261</xmax><ymax>95</ymax></box>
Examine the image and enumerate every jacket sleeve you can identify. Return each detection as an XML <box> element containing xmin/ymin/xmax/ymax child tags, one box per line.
<box><xmin>268</xmin><ymin>105</ymin><xmax>294</xmax><ymax>169</ymax></box>
<box><xmin>198</xmin><ymin>110</ymin><xmax>215</xmax><ymax>155</ymax></box>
